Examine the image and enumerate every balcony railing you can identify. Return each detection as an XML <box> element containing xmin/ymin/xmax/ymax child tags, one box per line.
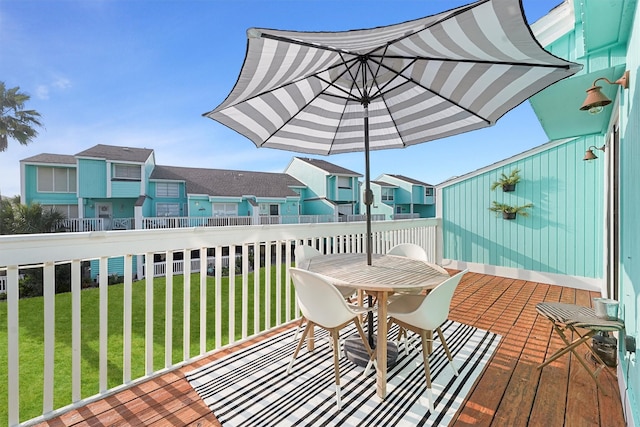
<box><xmin>59</xmin><ymin>214</ymin><xmax>392</xmax><ymax>232</ymax></box>
<box><xmin>0</xmin><ymin>218</ymin><xmax>440</xmax><ymax>426</ymax></box>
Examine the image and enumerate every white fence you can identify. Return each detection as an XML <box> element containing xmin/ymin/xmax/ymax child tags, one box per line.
<box><xmin>0</xmin><ymin>275</ymin><xmax>5</xmax><ymax>294</ymax></box>
<box><xmin>0</xmin><ymin>218</ymin><xmax>440</xmax><ymax>426</ymax></box>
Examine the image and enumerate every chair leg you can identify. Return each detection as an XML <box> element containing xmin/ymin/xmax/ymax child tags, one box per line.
<box><xmin>420</xmin><ymin>331</ymin><xmax>434</xmax><ymax>412</ymax></box>
<box><xmin>331</xmin><ymin>329</ymin><xmax>342</xmax><ymax>410</ymax></box>
<box><xmin>354</xmin><ymin>318</ymin><xmax>377</xmax><ymax>378</ymax></box>
<box><xmin>287</xmin><ymin>323</ymin><xmax>312</xmax><ymax>374</ymax></box>
<box><xmin>436</xmin><ymin>327</ymin><xmax>458</xmax><ymax>376</ymax></box>
<box><xmin>292</xmin><ymin>316</ymin><xmax>306</xmax><ymax>342</ymax></box>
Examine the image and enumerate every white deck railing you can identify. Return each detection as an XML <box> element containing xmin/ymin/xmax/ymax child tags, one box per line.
<box><xmin>0</xmin><ymin>218</ymin><xmax>440</xmax><ymax>426</ymax></box>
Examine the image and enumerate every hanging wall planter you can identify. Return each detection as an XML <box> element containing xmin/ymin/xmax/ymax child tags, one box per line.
<box><xmin>489</xmin><ymin>201</ymin><xmax>533</xmax><ymax>220</ymax></box>
<box><xmin>491</xmin><ymin>168</ymin><xmax>521</xmax><ymax>192</ymax></box>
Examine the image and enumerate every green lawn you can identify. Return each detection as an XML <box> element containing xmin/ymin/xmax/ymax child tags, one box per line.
<box><xmin>0</xmin><ymin>266</ymin><xmax>294</xmax><ymax>424</ymax></box>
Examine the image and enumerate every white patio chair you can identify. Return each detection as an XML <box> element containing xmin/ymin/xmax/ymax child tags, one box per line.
<box><xmin>386</xmin><ymin>269</ymin><xmax>468</xmax><ymax>412</ymax></box>
<box><xmin>287</xmin><ymin>267</ymin><xmax>374</xmax><ymax>410</ymax></box>
<box><xmin>388</xmin><ymin>243</ymin><xmax>449</xmax><ymax>277</ymax></box>
<box><xmin>292</xmin><ymin>245</ymin><xmax>356</xmax><ymax>343</ymax></box>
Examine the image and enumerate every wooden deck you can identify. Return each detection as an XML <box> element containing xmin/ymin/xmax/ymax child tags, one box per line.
<box><xmin>35</xmin><ymin>272</ymin><xmax>627</xmax><ymax>426</ymax></box>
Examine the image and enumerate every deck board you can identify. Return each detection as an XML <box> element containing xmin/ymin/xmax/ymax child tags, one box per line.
<box><xmin>33</xmin><ymin>273</ymin><xmax>626</xmax><ymax>427</ymax></box>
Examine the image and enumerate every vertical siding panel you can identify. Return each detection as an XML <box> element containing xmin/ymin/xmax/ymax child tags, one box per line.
<box><xmin>440</xmin><ymin>137</ymin><xmax>605</xmax><ymax>279</ymax></box>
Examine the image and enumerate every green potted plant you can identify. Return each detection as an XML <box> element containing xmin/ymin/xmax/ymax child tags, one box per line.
<box><xmin>489</xmin><ymin>201</ymin><xmax>533</xmax><ymax>219</ymax></box>
<box><xmin>491</xmin><ymin>168</ymin><xmax>521</xmax><ymax>192</ymax></box>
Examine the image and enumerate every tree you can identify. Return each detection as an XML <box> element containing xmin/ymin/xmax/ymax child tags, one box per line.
<box><xmin>0</xmin><ymin>81</ymin><xmax>43</xmax><ymax>152</ymax></box>
<box><xmin>0</xmin><ymin>197</ymin><xmax>65</xmax><ymax>234</ymax></box>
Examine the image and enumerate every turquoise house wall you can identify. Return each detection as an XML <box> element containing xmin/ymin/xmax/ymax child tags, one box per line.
<box><xmin>286</xmin><ymin>159</ymin><xmax>326</xmax><ymax>198</ymax></box>
<box><xmin>441</xmin><ymin>136</ymin><xmax>605</xmax><ymax>278</ymax></box>
<box><xmin>78</xmin><ymin>159</ymin><xmax>107</xmax><ymax>198</ymax></box>
<box><xmin>111</xmin><ymin>180</ymin><xmax>142</xmax><ymax>198</ymax></box>
<box><xmin>618</xmin><ymin>1</ymin><xmax>639</xmax><ymax>422</ymax></box>
<box><xmin>304</xmin><ymin>199</ymin><xmax>334</xmax><ymax>216</ymax></box>
<box><xmin>89</xmin><ymin>256</ymin><xmax>138</xmax><ymax>281</ymax></box>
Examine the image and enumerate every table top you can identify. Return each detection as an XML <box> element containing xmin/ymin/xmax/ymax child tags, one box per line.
<box><xmin>536</xmin><ymin>302</ymin><xmax>625</xmax><ymax>331</ymax></box>
<box><xmin>303</xmin><ymin>253</ymin><xmax>449</xmax><ymax>293</ymax></box>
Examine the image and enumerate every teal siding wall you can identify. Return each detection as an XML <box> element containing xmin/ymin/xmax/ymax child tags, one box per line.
<box><xmin>618</xmin><ymin>1</ymin><xmax>640</xmax><ymax>421</ymax></box>
<box><xmin>22</xmin><ymin>164</ymin><xmax>78</xmax><ymax>205</ymax></box>
<box><xmin>78</xmin><ymin>159</ymin><xmax>107</xmax><ymax>198</ymax></box>
<box><xmin>89</xmin><ymin>256</ymin><xmax>137</xmax><ymax>280</ymax></box>
<box><xmin>442</xmin><ymin>137</ymin><xmax>605</xmax><ymax>278</ymax></box>
<box><xmin>303</xmin><ymin>199</ymin><xmax>334</xmax><ymax>215</ymax></box>
<box><xmin>286</xmin><ymin>159</ymin><xmax>326</xmax><ymax>198</ymax></box>
<box><xmin>111</xmin><ymin>180</ymin><xmax>142</xmax><ymax>197</ymax></box>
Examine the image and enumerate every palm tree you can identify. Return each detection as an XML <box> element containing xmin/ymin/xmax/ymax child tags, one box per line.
<box><xmin>0</xmin><ymin>82</ymin><xmax>43</xmax><ymax>152</ymax></box>
<box><xmin>0</xmin><ymin>197</ymin><xmax>65</xmax><ymax>234</ymax></box>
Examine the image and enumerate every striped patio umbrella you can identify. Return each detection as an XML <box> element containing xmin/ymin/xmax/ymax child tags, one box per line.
<box><xmin>205</xmin><ymin>0</ymin><xmax>581</xmax><ymax>264</ymax></box>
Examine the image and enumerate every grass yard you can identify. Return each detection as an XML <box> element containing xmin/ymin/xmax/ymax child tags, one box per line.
<box><xmin>0</xmin><ymin>266</ymin><xmax>293</xmax><ymax>424</ymax></box>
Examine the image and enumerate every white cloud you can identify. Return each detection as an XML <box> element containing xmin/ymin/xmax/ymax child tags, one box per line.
<box><xmin>53</xmin><ymin>77</ymin><xmax>71</xmax><ymax>90</ymax></box>
<box><xmin>36</xmin><ymin>85</ymin><xmax>50</xmax><ymax>100</ymax></box>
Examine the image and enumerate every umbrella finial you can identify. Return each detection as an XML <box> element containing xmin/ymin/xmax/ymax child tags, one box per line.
<box><xmin>247</xmin><ymin>28</ymin><xmax>262</xmax><ymax>39</ymax></box>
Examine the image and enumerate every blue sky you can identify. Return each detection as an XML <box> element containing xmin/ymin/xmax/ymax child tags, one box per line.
<box><xmin>0</xmin><ymin>0</ymin><xmax>562</xmax><ymax>198</ymax></box>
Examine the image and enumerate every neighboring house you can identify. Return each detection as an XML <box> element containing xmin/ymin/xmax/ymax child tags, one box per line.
<box><xmin>284</xmin><ymin>157</ymin><xmax>362</xmax><ymax>220</ymax></box>
<box><xmin>369</xmin><ymin>174</ymin><xmax>435</xmax><ymax>219</ymax></box>
<box><xmin>20</xmin><ymin>144</ymin><xmax>305</xmax><ymax>230</ymax></box>
<box><xmin>438</xmin><ymin>0</ymin><xmax>638</xmax><ymax>422</ymax></box>
<box><xmin>149</xmin><ymin>165</ymin><xmax>304</xmax><ymax>224</ymax></box>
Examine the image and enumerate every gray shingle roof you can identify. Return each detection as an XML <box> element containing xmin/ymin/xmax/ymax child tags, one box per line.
<box><xmin>372</xmin><ymin>180</ymin><xmax>397</xmax><ymax>187</ymax></box>
<box><xmin>387</xmin><ymin>174</ymin><xmax>432</xmax><ymax>187</ymax></box>
<box><xmin>20</xmin><ymin>153</ymin><xmax>76</xmax><ymax>165</ymax></box>
<box><xmin>296</xmin><ymin>157</ymin><xmax>362</xmax><ymax>176</ymax></box>
<box><xmin>75</xmin><ymin>144</ymin><xmax>153</xmax><ymax>163</ymax></box>
<box><xmin>151</xmin><ymin>165</ymin><xmax>303</xmax><ymax>198</ymax></box>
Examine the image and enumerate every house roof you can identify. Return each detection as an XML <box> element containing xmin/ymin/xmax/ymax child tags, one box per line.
<box><xmin>386</xmin><ymin>174</ymin><xmax>432</xmax><ymax>187</ymax></box>
<box><xmin>371</xmin><ymin>180</ymin><xmax>397</xmax><ymax>187</ymax></box>
<box><xmin>20</xmin><ymin>153</ymin><xmax>76</xmax><ymax>165</ymax></box>
<box><xmin>295</xmin><ymin>157</ymin><xmax>362</xmax><ymax>176</ymax></box>
<box><xmin>75</xmin><ymin>144</ymin><xmax>154</xmax><ymax>163</ymax></box>
<box><xmin>150</xmin><ymin>165</ymin><xmax>303</xmax><ymax>198</ymax></box>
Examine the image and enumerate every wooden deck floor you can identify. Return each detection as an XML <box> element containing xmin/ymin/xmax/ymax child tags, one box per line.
<box><xmin>35</xmin><ymin>272</ymin><xmax>627</xmax><ymax>426</ymax></box>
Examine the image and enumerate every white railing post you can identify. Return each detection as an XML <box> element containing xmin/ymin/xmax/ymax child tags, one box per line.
<box><xmin>164</xmin><ymin>251</ymin><xmax>173</xmax><ymax>368</ymax></box>
<box><xmin>145</xmin><ymin>253</ymin><xmax>154</xmax><ymax>375</ymax></box>
<box><xmin>99</xmin><ymin>257</ymin><xmax>108</xmax><ymax>392</ymax></box>
<box><xmin>183</xmin><ymin>250</ymin><xmax>191</xmax><ymax>361</ymax></box>
<box><xmin>71</xmin><ymin>259</ymin><xmax>81</xmax><ymax>402</ymax></box>
<box><xmin>123</xmin><ymin>254</ymin><xmax>133</xmax><ymax>383</ymax></box>
<box><xmin>7</xmin><ymin>265</ymin><xmax>19</xmax><ymax>426</ymax></box>
<box><xmin>43</xmin><ymin>262</ymin><xmax>55</xmax><ymax>414</ymax></box>
<box><xmin>199</xmin><ymin>248</ymin><xmax>207</xmax><ymax>353</ymax></box>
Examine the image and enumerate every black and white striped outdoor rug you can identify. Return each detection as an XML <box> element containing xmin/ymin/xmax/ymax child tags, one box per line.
<box><xmin>186</xmin><ymin>320</ymin><xmax>500</xmax><ymax>426</ymax></box>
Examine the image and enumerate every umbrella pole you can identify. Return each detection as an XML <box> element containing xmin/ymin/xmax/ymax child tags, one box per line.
<box><xmin>363</xmin><ymin>104</ymin><xmax>376</xmax><ymax>348</ymax></box>
<box><xmin>364</xmin><ymin>105</ymin><xmax>372</xmax><ymax>267</ymax></box>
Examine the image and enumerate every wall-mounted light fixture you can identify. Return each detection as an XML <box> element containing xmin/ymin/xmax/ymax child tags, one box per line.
<box><xmin>583</xmin><ymin>145</ymin><xmax>606</xmax><ymax>161</ymax></box>
<box><xmin>580</xmin><ymin>70</ymin><xmax>630</xmax><ymax>114</ymax></box>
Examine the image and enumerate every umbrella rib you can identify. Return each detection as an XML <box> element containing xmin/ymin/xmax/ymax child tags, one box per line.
<box><xmin>368</xmin><ymin>55</ymin><xmax>575</xmax><ymax>70</ymax></box>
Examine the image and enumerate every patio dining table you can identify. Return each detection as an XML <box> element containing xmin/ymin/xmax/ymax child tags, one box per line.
<box><xmin>302</xmin><ymin>252</ymin><xmax>450</xmax><ymax>399</ymax></box>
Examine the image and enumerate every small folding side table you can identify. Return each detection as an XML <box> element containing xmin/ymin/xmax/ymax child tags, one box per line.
<box><xmin>536</xmin><ymin>302</ymin><xmax>625</xmax><ymax>384</ymax></box>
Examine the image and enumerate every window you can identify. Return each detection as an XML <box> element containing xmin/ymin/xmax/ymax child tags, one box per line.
<box><xmin>425</xmin><ymin>187</ymin><xmax>434</xmax><ymax>197</ymax></box>
<box><xmin>156</xmin><ymin>182</ymin><xmax>180</xmax><ymax>198</ymax></box>
<box><xmin>381</xmin><ymin>187</ymin><xmax>394</xmax><ymax>201</ymax></box>
<box><xmin>337</xmin><ymin>176</ymin><xmax>352</xmax><ymax>189</ymax></box>
<box><xmin>49</xmin><ymin>204</ymin><xmax>78</xmax><ymax>218</ymax></box>
<box><xmin>113</xmin><ymin>164</ymin><xmax>141</xmax><ymax>180</ymax></box>
<box><xmin>212</xmin><ymin>203</ymin><xmax>238</xmax><ymax>217</ymax></box>
<box><xmin>156</xmin><ymin>203</ymin><xmax>180</xmax><ymax>217</ymax></box>
<box><xmin>37</xmin><ymin>167</ymin><xmax>76</xmax><ymax>193</ymax></box>
<box><xmin>269</xmin><ymin>204</ymin><xmax>279</xmax><ymax>215</ymax></box>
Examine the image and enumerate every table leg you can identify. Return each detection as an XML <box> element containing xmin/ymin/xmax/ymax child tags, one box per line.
<box><xmin>376</xmin><ymin>291</ymin><xmax>388</xmax><ymax>399</ymax></box>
